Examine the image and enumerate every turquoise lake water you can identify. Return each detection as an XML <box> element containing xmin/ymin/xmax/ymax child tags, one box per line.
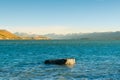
<box><xmin>0</xmin><ymin>40</ymin><xmax>120</xmax><ymax>80</ymax></box>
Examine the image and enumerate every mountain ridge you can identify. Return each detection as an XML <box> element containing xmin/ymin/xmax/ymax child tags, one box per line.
<box><xmin>44</xmin><ymin>31</ymin><xmax>120</xmax><ymax>40</ymax></box>
<box><xmin>14</xmin><ymin>31</ymin><xmax>120</xmax><ymax>40</ymax></box>
<box><xmin>0</xmin><ymin>30</ymin><xmax>21</xmax><ymax>40</ymax></box>
<box><xmin>0</xmin><ymin>30</ymin><xmax>49</xmax><ymax>40</ymax></box>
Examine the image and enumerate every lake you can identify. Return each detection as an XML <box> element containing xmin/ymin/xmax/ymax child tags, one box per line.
<box><xmin>0</xmin><ymin>40</ymin><xmax>120</xmax><ymax>80</ymax></box>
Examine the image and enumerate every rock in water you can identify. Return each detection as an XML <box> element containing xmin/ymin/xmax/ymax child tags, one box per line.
<box><xmin>65</xmin><ymin>58</ymin><xmax>75</xmax><ymax>65</ymax></box>
<box><xmin>44</xmin><ymin>58</ymin><xmax>75</xmax><ymax>65</ymax></box>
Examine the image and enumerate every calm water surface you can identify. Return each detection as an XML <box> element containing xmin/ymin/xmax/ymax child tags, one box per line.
<box><xmin>0</xmin><ymin>40</ymin><xmax>120</xmax><ymax>80</ymax></box>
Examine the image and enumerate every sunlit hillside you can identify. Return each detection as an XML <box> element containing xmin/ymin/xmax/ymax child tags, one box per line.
<box><xmin>0</xmin><ymin>30</ymin><xmax>21</xmax><ymax>40</ymax></box>
<box><xmin>0</xmin><ymin>30</ymin><xmax>50</xmax><ymax>40</ymax></box>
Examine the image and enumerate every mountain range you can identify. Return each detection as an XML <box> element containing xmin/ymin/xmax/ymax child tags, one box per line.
<box><xmin>15</xmin><ymin>31</ymin><xmax>120</xmax><ymax>40</ymax></box>
<box><xmin>1</xmin><ymin>29</ymin><xmax>120</xmax><ymax>40</ymax></box>
<box><xmin>0</xmin><ymin>30</ymin><xmax>49</xmax><ymax>40</ymax></box>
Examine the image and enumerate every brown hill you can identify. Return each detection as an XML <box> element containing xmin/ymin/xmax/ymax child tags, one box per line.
<box><xmin>0</xmin><ymin>30</ymin><xmax>21</xmax><ymax>40</ymax></box>
<box><xmin>0</xmin><ymin>30</ymin><xmax>50</xmax><ymax>40</ymax></box>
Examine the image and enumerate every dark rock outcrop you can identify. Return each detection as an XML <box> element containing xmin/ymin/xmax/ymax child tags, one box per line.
<box><xmin>44</xmin><ymin>58</ymin><xmax>75</xmax><ymax>65</ymax></box>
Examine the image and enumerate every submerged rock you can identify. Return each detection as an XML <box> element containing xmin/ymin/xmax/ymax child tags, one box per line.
<box><xmin>44</xmin><ymin>58</ymin><xmax>75</xmax><ymax>66</ymax></box>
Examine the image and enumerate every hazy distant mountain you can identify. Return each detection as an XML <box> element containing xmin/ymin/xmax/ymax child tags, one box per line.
<box><xmin>44</xmin><ymin>33</ymin><xmax>83</xmax><ymax>39</ymax></box>
<box><xmin>14</xmin><ymin>32</ymin><xmax>50</xmax><ymax>40</ymax></box>
<box><xmin>44</xmin><ymin>31</ymin><xmax>120</xmax><ymax>40</ymax></box>
<box><xmin>14</xmin><ymin>32</ymin><xmax>37</xmax><ymax>37</ymax></box>
<box><xmin>14</xmin><ymin>31</ymin><xmax>120</xmax><ymax>40</ymax></box>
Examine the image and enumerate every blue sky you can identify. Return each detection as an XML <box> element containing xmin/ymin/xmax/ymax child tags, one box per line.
<box><xmin>0</xmin><ymin>0</ymin><xmax>120</xmax><ymax>34</ymax></box>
